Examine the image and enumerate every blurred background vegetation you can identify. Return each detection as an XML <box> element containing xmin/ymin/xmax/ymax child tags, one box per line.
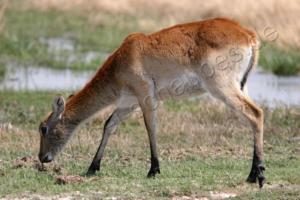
<box><xmin>0</xmin><ymin>0</ymin><xmax>299</xmax><ymax>75</ymax></box>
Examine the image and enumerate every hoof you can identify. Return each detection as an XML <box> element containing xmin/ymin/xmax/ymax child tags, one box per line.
<box><xmin>246</xmin><ymin>164</ymin><xmax>265</xmax><ymax>188</ymax></box>
<box><xmin>258</xmin><ymin>174</ymin><xmax>265</xmax><ymax>188</ymax></box>
<box><xmin>147</xmin><ymin>167</ymin><xmax>160</xmax><ymax>178</ymax></box>
<box><xmin>85</xmin><ymin>162</ymin><xmax>100</xmax><ymax>176</ymax></box>
<box><xmin>257</xmin><ymin>164</ymin><xmax>265</xmax><ymax>188</ymax></box>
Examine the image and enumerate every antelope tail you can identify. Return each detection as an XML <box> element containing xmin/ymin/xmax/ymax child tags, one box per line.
<box><xmin>240</xmin><ymin>43</ymin><xmax>259</xmax><ymax>91</ymax></box>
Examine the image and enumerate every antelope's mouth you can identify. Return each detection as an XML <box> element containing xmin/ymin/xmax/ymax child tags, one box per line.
<box><xmin>39</xmin><ymin>152</ymin><xmax>53</xmax><ymax>163</ymax></box>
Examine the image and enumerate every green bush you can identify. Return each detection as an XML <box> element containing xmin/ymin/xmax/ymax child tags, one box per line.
<box><xmin>259</xmin><ymin>44</ymin><xmax>300</xmax><ymax>76</ymax></box>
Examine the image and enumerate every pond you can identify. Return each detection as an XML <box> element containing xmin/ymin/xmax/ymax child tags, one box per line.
<box><xmin>0</xmin><ymin>62</ymin><xmax>93</xmax><ymax>91</ymax></box>
<box><xmin>0</xmin><ymin>63</ymin><xmax>299</xmax><ymax>107</ymax></box>
<box><xmin>248</xmin><ymin>70</ymin><xmax>300</xmax><ymax>107</ymax></box>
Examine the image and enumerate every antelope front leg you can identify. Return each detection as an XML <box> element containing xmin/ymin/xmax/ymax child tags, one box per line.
<box><xmin>136</xmin><ymin>84</ymin><xmax>160</xmax><ymax>177</ymax></box>
<box><xmin>142</xmin><ymin>98</ymin><xmax>160</xmax><ymax>177</ymax></box>
<box><xmin>144</xmin><ymin>108</ymin><xmax>160</xmax><ymax>178</ymax></box>
<box><xmin>86</xmin><ymin>107</ymin><xmax>132</xmax><ymax>176</ymax></box>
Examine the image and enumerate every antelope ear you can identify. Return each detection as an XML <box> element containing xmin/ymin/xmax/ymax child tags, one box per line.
<box><xmin>52</xmin><ymin>96</ymin><xmax>65</xmax><ymax>118</ymax></box>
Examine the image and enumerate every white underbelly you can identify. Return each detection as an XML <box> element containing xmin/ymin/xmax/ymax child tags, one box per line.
<box><xmin>117</xmin><ymin>71</ymin><xmax>206</xmax><ymax>109</ymax></box>
<box><xmin>154</xmin><ymin>70</ymin><xmax>205</xmax><ymax>100</ymax></box>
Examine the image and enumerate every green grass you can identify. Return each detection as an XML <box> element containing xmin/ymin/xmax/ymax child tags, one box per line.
<box><xmin>0</xmin><ymin>91</ymin><xmax>299</xmax><ymax>199</ymax></box>
<box><xmin>0</xmin><ymin>65</ymin><xmax>5</xmax><ymax>80</ymax></box>
<box><xmin>259</xmin><ymin>44</ymin><xmax>300</xmax><ymax>76</ymax></box>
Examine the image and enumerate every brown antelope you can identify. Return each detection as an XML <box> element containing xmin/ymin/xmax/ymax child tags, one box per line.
<box><xmin>38</xmin><ymin>18</ymin><xmax>265</xmax><ymax>188</ymax></box>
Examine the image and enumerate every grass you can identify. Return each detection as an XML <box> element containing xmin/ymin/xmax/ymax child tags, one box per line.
<box><xmin>0</xmin><ymin>91</ymin><xmax>299</xmax><ymax>199</ymax></box>
<box><xmin>0</xmin><ymin>62</ymin><xmax>5</xmax><ymax>80</ymax></box>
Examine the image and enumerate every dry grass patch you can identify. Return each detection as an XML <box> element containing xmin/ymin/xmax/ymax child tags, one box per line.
<box><xmin>0</xmin><ymin>0</ymin><xmax>8</xmax><ymax>33</ymax></box>
<box><xmin>23</xmin><ymin>0</ymin><xmax>300</xmax><ymax>49</ymax></box>
<box><xmin>55</xmin><ymin>175</ymin><xmax>85</xmax><ymax>185</ymax></box>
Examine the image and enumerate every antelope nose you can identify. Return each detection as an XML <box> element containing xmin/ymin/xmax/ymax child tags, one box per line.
<box><xmin>39</xmin><ymin>153</ymin><xmax>53</xmax><ymax>163</ymax></box>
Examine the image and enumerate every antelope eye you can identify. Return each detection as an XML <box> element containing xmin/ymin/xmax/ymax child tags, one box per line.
<box><xmin>41</xmin><ymin>126</ymin><xmax>48</xmax><ymax>135</ymax></box>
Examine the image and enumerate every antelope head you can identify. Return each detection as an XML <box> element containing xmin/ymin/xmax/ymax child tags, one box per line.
<box><xmin>38</xmin><ymin>96</ymin><xmax>69</xmax><ymax>163</ymax></box>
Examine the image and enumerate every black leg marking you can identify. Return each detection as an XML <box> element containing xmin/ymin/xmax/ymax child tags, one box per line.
<box><xmin>257</xmin><ymin>164</ymin><xmax>266</xmax><ymax>188</ymax></box>
<box><xmin>147</xmin><ymin>156</ymin><xmax>160</xmax><ymax>177</ymax></box>
<box><xmin>84</xmin><ymin>108</ymin><xmax>133</xmax><ymax>177</ymax></box>
<box><xmin>246</xmin><ymin>151</ymin><xmax>265</xmax><ymax>188</ymax></box>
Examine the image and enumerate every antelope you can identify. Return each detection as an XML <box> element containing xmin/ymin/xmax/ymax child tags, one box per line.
<box><xmin>38</xmin><ymin>18</ymin><xmax>265</xmax><ymax>188</ymax></box>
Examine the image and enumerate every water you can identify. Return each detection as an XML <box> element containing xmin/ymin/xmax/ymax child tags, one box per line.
<box><xmin>0</xmin><ymin>37</ymin><xmax>108</xmax><ymax>91</ymax></box>
<box><xmin>0</xmin><ymin>63</ymin><xmax>94</xmax><ymax>91</ymax></box>
<box><xmin>0</xmin><ymin>64</ymin><xmax>299</xmax><ymax>107</ymax></box>
<box><xmin>248</xmin><ymin>70</ymin><xmax>300</xmax><ymax>107</ymax></box>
